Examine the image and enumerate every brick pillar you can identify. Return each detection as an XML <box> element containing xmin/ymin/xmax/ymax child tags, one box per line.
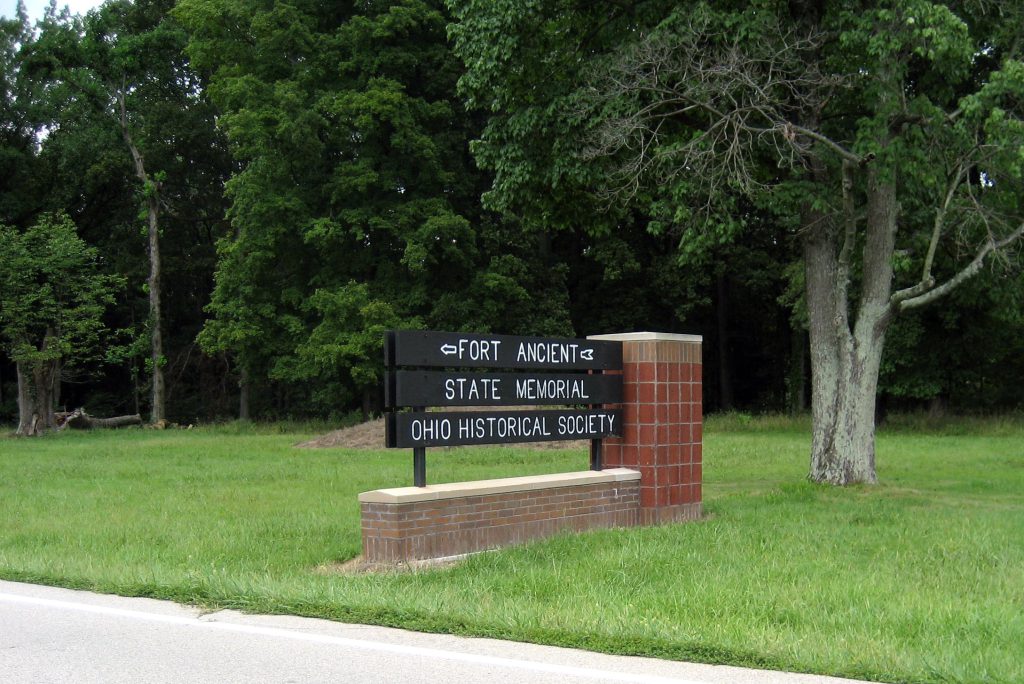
<box><xmin>588</xmin><ymin>332</ymin><xmax>703</xmax><ymax>524</ymax></box>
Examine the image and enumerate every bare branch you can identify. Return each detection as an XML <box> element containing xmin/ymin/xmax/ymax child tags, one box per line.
<box><xmin>785</xmin><ymin>123</ymin><xmax>861</xmax><ymax>164</ymax></box>
<box><xmin>579</xmin><ymin>12</ymin><xmax>855</xmax><ymax>210</ymax></box>
<box><xmin>835</xmin><ymin>159</ymin><xmax>857</xmax><ymax>327</ymax></box>
<box><xmin>919</xmin><ymin>163</ymin><xmax>967</xmax><ymax>284</ymax></box>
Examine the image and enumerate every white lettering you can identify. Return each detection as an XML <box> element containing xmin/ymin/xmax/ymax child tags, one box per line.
<box><xmin>413</xmin><ymin>412</ymin><xmax>613</xmax><ymax>446</ymax></box>
<box><xmin>444</xmin><ymin>377</ymin><xmax>503</xmax><ymax>401</ymax></box>
<box><xmin>453</xmin><ymin>338</ymin><xmax>501</xmax><ymax>361</ymax></box>
<box><xmin>515</xmin><ymin>342</ymin><xmax>584</xmax><ymax>366</ymax></box>
<box><xmin>514</xmin><ymin>377</ymin><xmax>590</xmax><ymax>401</ymax></box>
<box><xmin>411</xmin><ymin>417</ymin><xmax>451</xmax><ymax>442</ymax></box>
<box><xmin>555</xmin><ymin>413</ymin><xmax>615</xmax><ymax>437</ymax></box>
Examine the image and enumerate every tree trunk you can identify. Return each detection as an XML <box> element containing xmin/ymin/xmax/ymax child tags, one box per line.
<box><xmin>52</xmin><ymin>356</ymin><xmax>61</xmax><ymax>414</ymax></box>
<box><xmin>34</xmin><ymin>365</ymin><xmax>54</xmax><ymax>430</ymax></box>
<box><xmin>118</xmin><ymin>85</ymin><xmax>165</xmax><ymax>425</ymax></box>
<box><xmin>131</xmin><ymin>361</ymin><xmax>141</xmax><ymax>416</ymax></box>
<box><xmin>804</xmin><ymin>242</ymin><xmax>880</xmax><ymax>484</ymax></box>
<box><xmin>15</xmin><ymin>360</ymin><xmax>58</xmax><ymax>436</ymax></box>
<box><xmin>804</xmin><ymin>164</ymin><xmax>896</xmax><ymax>485</ymax></box>
<box><xmin>147</xmin><ymin>191</ymin><xmax>166</xmax><ymax>424</ymax></box>
<box><xmin>716</xmin><ymin>272</ymin><xmax>734</xmax><ymax>411</ymax></box>
<box><xmin>787</xmin><ymin>327</ymin><xmax>807</xmax><ymax>414</ymax></box>
<box><xmin>238</xmin><ymin>366</ymin><xmax>251</xmax><ymax>421</ymax></box>
<box><xmin>62</xmin><ymin>409</ymin><xmax>143</xmax><ymax>429</ymax></box>
<box><xmin>16</xmin><ymin>363</ymin><xmax>36</xmax><ymax>436</ymax></box>
<box><xmin>805</xmin><ymin>333</ymin><xmax>884</xmax><ymax>485</ymax></box>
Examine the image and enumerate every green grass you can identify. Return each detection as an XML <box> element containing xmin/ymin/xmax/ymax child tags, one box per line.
<box><xmin>1</xmin><ymin>420</ymin><xmax>1022</xmax><ymax>684</ymax></box>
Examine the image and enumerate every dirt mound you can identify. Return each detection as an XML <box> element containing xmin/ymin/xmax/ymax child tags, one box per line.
<box><xmin>296</xmin><ymin>408</ymin><xmax>589</xmax><ymax>450</ymax></box>
<box><xmin>296</xmin><ymin>417</ymin><xmax>388</xmax><ymax>449</ymax></box>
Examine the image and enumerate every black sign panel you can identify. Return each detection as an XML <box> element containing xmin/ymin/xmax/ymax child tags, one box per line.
<box><xmin>385</xmin><ymin>371</ymin><xmax>621</xmax><ymax>408</ymax></box>
<box><xmin>386</xmin><ymin>409</ymin><xmax>622</xmax><ymax>448</ymax></box>
<box><xmin>386</xmin><ymin>330</ymin><xmax>622</xmax><ymax>370</ymax></box>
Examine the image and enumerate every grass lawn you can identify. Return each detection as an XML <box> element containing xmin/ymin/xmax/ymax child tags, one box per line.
<box><xmin>1</xmin><ymin>417</ymin><xmax>1022</xmax><ymax>684</ymax></box>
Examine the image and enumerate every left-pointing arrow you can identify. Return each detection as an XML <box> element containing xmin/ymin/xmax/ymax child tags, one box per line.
<box><xmin>580</xmin><ymin>348</ymin><xmax>594</xmax><ymax>361</ymax></box>
<box><xmin>440</xmin><ymin>344</ymin><xmax>458</xmax><ymax>356</ymax></box>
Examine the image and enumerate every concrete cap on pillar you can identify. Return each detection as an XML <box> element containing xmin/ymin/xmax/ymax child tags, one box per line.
<box><xmin>587</xmin><ymin>332</ymin><xmax>703</xmax><ymax>342</ymax></box>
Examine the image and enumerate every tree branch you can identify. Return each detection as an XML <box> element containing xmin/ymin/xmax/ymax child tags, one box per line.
<box><xmin>835</xmin><ymin>159</ymin><xmax>857</xmax><ymax>328</ymax></box>
<box><xmin>894</xmin><ymin>222</ymin><xmax>1024</xmax><ymax>311</ymax></box>
<box><xmin>116</xmin><ymin>79</ymin><xmax>149</xmax><ymax>186</ymax></box>
<box><xmin>582</xmin><ymin>13</ymin><xmax>851</xmax><ymax>205</ymax></box>
<box><xmin>786</xmin><ymin>123</ymin><xmax>862</xmax><ymax>163</ymax></box>
<box><xmin>919</xmin><ymin>163</ymin><xmax>967</xmax><ymax>284</ymax></box>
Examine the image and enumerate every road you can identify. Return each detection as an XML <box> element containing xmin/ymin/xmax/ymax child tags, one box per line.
<box><xmin>0</xmin><ymin>580</ymin><xmax>870</xmax><ymax>684</ymax></box>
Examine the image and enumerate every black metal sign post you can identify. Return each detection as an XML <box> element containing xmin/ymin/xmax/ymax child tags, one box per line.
<box><xmin>412</xmin><ymin>405</ymin><xmax>426</xmax><ymax>488</ymax></box>
<box><xmin>589</xmin><ymin>369</ymin><xmax>605</xmax><ymax>472</ymax></box>
<box><xmin>383</xmin><ymin>330</ymin><xmax>623</xmax><ymax>486</ymax></box>
<box><xmin>590</xmin><ymin>438</ymin><xmax>603</xmax><ymax>471</ymax></box>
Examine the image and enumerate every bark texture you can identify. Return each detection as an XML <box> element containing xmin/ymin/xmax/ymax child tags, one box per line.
<box><xmin>61</xmin><ymin>409</ymin><xmax>143</xmax><ymax>429</ymax></box>
<box><xmin>716</xmin><ymin>273</ymin><xmax>734</xmax><ymax>411</ymax></box>
<box><xmin>238</xmin><ymin>366</ymin><xmax>251</xmax><ymax>421</ymax></box>
<box><xmin>15</xmin><ymin>364</ymin><xmax>37</xmax><ymax>436</ymax></box>
<box><xmin>118</xmin><ymin>85</ymin><xmax>166</xmax><ymax>424</ymax></box>
<box><xmin>804</xmin><ymin>166</ymin><xmax>898</xmax><ymax>484</ymax></box>
<box><xmin>15</xmin><ymin>359</ymin><xmax>58</xmax><ymax>436</ymax></box>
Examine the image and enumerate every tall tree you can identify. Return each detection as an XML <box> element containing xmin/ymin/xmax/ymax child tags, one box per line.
<box><xmin>450</xmin><ymin>0</ymin><xmax>1024</xmax><ymax>484</ymax></box>
<box><xmin>28</xmin><ymin>0</ymin><xmax>228</xmax><ymax>422</ymax></box>
<box><xmin>181</xmin><ymin>0</ymin><xmax>572</xmax><ymax>418</ymax></box>
<box><xmin>0</xmin><ymin>213</ymin><xmax>123</xmax><ymax>435</ymax></box>
<box><xmin>1</xmin><ymin>3</ymin><xmax>40</xmax><ymax>227</ymax></box>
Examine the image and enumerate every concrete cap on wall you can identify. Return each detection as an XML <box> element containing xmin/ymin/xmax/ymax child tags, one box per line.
<box><xmin>359</xmin><ymin>468</ymin><xmax>641</xmax><ymax>504</ymax></box>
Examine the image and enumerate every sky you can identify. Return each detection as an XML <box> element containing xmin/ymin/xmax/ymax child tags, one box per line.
<box><xmin>1</xmin><ymin>0</ymin><xmax>105</xmax><ymax>22</ymax></box>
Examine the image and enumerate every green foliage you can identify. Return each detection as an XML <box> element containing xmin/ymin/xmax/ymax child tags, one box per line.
<box><xmin>447</xmin><ymin>0</ymin><xmax>648</xmax><ymax>231</ymax></box>
<box><xmin>881</xmin><ymin>270</ymin><xmax>1024</xmax><ymax>409</ymax></box>
<box><xmin>290</xmin><ymin>282</ymin><xmax>404</xmax><ymax>394</ymax></box>
<box><xmin>180</xmin><ymin>0</ymin><xmax>581</xmax><ymax>414</ymax></box>
<box><xmin>16</xmin><ymin>0</ymin><xmax>231</xmax><ymax>420</ymax></box>
<box><xmin>0</xmin><ymin>212</ymin><xmax>123</xmax><ymax>372</ymax></box>
<box><xmin>450</xmin><ymin>0</ymin><xmax>1024</xmax><ymax>428</ymax></box>
<box><xmin>3</xmin><ymin>0</ymin><xmax>1022</xmax><ymax>424</ymax></box>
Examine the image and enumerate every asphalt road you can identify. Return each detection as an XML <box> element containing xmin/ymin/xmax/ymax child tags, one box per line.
<box><xmin>0</xmin><ymin>580</ymin><xmax>870</xmax><ymax>684</ymax></box>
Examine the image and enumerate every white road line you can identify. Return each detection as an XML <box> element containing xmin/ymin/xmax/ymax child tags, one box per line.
<box><xmin>0</xmin><ymin>591</ymin><xmax>708</xmax><ymax>684</ymax></box>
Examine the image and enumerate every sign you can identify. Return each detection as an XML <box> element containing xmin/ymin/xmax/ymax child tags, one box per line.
<box><xmin>383</xmin><ymin>329</ymin><xmax>624</xmax><ymax>485</ymax></box>
<box><xmin>386</xmin><ymin>409</ymin><xmax>622</xmax><ymax>448</ymax></box>
<box><xmin>385</xmin><ymin>370</ymin><xmax>622</xmax><ymax>408</ymax></box>
<box><xmin>385</xmin><ymin>330</ymin><xmax>622</xmax><ymax>370</ymax></box>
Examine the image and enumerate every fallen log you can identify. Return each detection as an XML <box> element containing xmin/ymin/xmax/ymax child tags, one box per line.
<box><xmin>59</xmin><ymin>408</ymin><xmax>143</xmax><ymax>430</ymax></box>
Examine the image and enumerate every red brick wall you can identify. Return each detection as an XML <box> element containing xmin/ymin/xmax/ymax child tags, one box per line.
<box><xmin>591</xmin><ymin>334</ymin><xmax>703</xmax><ymax>525</ymax></box>
<box><xmin>361</xmin><ymin>332</ymin><xmax>703</xmax><ymax>564</ymax></box>
<box><xmin>361</xmin><ymin>476</ymin><xmax>640</xmax><ymax>564</ymax></box>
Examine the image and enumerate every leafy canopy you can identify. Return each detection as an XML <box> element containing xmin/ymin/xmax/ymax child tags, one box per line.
<box><xmin>0</xmin><ymin>212</ymin><xmax>124</xmax><ymax>371</ymax></box>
